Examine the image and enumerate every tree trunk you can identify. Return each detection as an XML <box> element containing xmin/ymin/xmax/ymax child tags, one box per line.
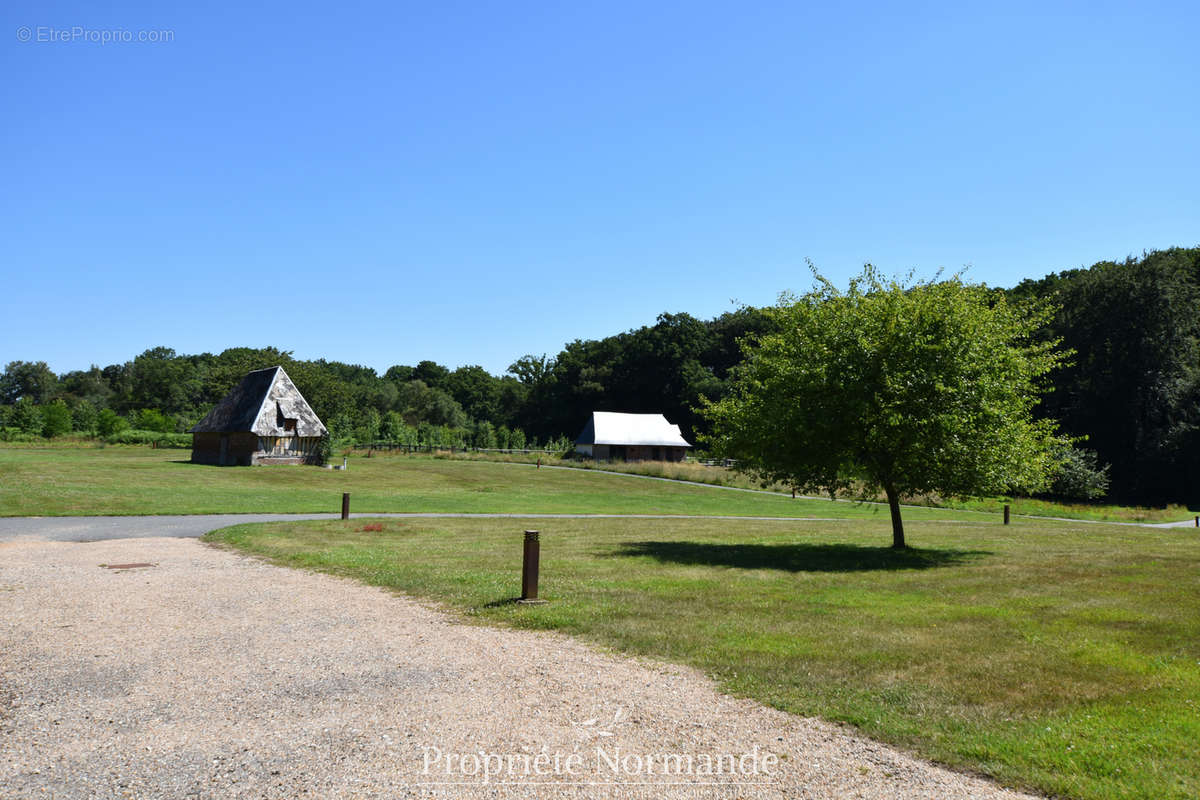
<box><xmin>884</xmin><ymin>483</ymin><xmax>906</xmax><ymax>549</ymax></box>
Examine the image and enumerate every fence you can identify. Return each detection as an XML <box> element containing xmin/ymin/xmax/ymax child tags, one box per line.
<box><xmin>348</xmin><ymin>443</ymin><xmax>560</xmax><ymax>455</ymax></box>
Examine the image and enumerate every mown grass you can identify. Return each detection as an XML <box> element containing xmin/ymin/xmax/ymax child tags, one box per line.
<box><xmin>207</xmin><ymin>515</ymin><xmax>1200</xmax><ymax>800</ymax></box>
<box><xmin>447</xmin><ymin>451</ymin><xmax>1195</xmax><ymax>524</ymax></box>
<box><xmin>0</xmin><ymin>445</ymin><xmax>951</xmax><ymax>521</ymax></box>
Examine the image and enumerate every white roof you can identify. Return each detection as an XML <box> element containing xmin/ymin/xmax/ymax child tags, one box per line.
<box><xmin>576</xmin><ymin>412</ymin><xmax>692</xmax><ymax>447</ymax></box>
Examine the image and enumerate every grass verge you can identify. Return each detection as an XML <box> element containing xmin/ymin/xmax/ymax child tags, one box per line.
<box><xmin>207</xmin><ymin>515</ymin><xmax>1200</xmax><ymax>800</ymax></box>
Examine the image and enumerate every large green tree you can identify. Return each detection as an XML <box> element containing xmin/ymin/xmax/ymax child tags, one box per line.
<box><xmin>705</xmin><ymin>267</ymin><xmax>1066</xmax><ymax>548</ymax></box>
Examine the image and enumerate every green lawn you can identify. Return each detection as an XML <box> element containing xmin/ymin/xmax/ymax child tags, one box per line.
<box><xmin>207</xmin><ymin>515</ymin><xmax>1200</xmax><ymax>800</ymax></box>
<box><xmin>0</xmin><ymin>445</ymin><xmax>960</xmax><ymax>520</ymax></box>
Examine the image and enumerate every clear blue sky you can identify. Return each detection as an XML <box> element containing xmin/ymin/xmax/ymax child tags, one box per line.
<box><xmin>4</xmin><ymin>1</ymin><xmax>1198</xmax><ymax>377</ymax></box>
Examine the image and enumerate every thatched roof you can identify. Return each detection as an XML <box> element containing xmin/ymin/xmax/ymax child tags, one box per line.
<box><xmin>575</xmin><ymin>412</ymin><xmax>692</xmax><ymax>447</ymax></box>
<box><xmin>189</xmin><ymin>366</ymin><xmax>327</xmax><ymax>437</ymax></box>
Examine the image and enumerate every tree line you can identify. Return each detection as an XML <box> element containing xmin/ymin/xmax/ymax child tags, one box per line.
<box><xmin>2</xmin><ymin>247</ymin><xmax>1197</xmax><ymax>505</ymax></box>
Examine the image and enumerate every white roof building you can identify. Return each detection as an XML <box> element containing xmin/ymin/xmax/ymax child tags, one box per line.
<box><xmin>574</xmin><ymin>412</ymin><xmax>692</xmax><ymax>461</ymax></box>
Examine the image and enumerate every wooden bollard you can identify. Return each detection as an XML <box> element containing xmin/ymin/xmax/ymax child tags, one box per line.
<box><xmin>1003</xmin><ymin>504</ymin><xmax>1010</xmax><ymax>525</ymax></box>
<box><xmin>1194</xmin><ymin>516</ymin><xmax>1198</xmax><ymax>528</ymax></box>
<box><xmin>519</xmin><ymin>530</ymin><xmax>547</xmax><ymax>604</ymax></box>
<box><xmin>341</xmin><ymin>492</ymin><xmax>350</xmax><ymax>520</ymax></box>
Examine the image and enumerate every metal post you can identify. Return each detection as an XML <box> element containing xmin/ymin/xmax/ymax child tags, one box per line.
<box><xmin>519</xmin><ymin>530</ymin><xmax>547</xmax><ymax>604</ymax></box>
<box><xmin>1003</xmin><ymin>504</ymin><xmax>1011</xmax><ymax>525</ymax></box>
<box><xmin>341</xmin><ymin>492</ymin><xmax>350</xmax><ymax>520</ymax></box>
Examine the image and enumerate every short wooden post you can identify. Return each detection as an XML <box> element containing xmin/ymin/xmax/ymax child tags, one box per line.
<box><xmin>341</xmin><ymin>492</ymin><xmax>350</xmax><ymax>520</ymax></box>
<box><xmin>1194</xmin><ymin>515</ymin><xmax>1198</xmax><ymax>528</ymax></box>
<box><xmin>1003</xmin><ymin>504</ymin><xmax>1011</xmax><ymax>525</ymax></box>
<box><xmin>519</xmin><ymin>530</ymin><xmax>547</xmax><ymax>604</ymax></box>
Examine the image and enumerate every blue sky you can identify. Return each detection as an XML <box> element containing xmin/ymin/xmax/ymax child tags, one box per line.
<box><xmin>3</xmin><ymin>1</ymin><xmax>1198</xmax><ymax>377</ymax></box>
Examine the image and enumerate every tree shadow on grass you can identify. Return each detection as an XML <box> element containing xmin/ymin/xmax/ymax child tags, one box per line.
<box><xmin>613</xmin><ymin>541</ymin><xmax>989</xmax><ymax>572</ymax></box>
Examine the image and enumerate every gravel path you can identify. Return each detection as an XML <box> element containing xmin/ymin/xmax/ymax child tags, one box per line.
<box><xmin>0</xmin><ymin>536</ymin><xmax>1040</xmax><ymax>799</ymax></box>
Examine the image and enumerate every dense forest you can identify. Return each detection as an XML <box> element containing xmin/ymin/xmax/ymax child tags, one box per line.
<box><xmin>2</xmin><ymin>247</ymin><xmax>1198</xmax><ymax>506</ymax></box>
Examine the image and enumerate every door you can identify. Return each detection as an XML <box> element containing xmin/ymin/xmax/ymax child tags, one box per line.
<box><xmin>219</xmin><ymin>435</ymin><xmax>229</xmax><ymax>466</ymax></box>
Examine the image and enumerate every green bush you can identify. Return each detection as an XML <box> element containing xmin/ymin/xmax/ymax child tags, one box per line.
<box><xmin>11</xmin><ymin>398</ymin><xmax>43</xmax><ymax>435</ymax></box>
<box><xmin>71</xmin><ymin>400</ymin><xmax>98</xmax><ymax>434</ymax></box>
<box><xmin>0</xmin><ymin>427</ymin><xmax>42</xmax><ymax>443</ymax></box>
<box><xmin>314</xmin><ymin>433</ymin><xmax>331</xmax><ymax>465</ymax></box>
<box><xmin>41</xmin><ymin>401</ymin><xmax>73</xmax><ymax>438</ymax></box>
<box><xmin>104</xmin><ymin>429</ymin><xmax>191</xmax><ymax>448</ymax></box>
<box><xmin>130</xmin><ymin>408</ymin><xmax>176</xmax><ymax>433</ymax></box>
<box><xmin>97</xmin><ymin>408</ymin><xmax>130</xmax><ymax>437</ymax></box>
<box><xmin>1046</xmin><ymin>442</ymin><xmax>1111</xmax><ymax>500</ymax></box>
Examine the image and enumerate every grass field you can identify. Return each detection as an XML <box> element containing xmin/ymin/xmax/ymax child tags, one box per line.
<box><xmin>208</xmin><ymin>514</ymin><xmax>1200</xmax><ymax>800</ymax></box>
<box><xmin>447</xmin><ymin>451</ymin><xmax>1195</xmax><ymax>524</ymax></box>
<box><xmin>0</xmin><ymin>445</ymin><xmax>980</xmax><ymax>521</ymax></box>
<box><xmin>2</xmin><ymin>443</ymin><xmax>1192</xmax><ymax>524</ymax></box>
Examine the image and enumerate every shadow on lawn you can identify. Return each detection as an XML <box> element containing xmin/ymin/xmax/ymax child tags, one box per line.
<box><xmin>614</xmin><ymin>541</ymin><xmax>989</xmax><ymax>572</ymax></box>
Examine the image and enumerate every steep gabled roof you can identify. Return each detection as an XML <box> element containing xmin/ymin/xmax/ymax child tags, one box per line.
<box><xmin>189</xmin><ymin>366</ymin><xmax>327</xmax><ymax>437</ymax></box>
<box><xmin>575</xmin><ymin>412</ymin><xmax>692</xmax><ymax>447</ymax></box>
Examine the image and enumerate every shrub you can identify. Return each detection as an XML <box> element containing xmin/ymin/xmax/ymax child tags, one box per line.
<box><xmin>0</xmin><ymin>427</ymin><xmax>42</xmax><ymax>443</ymax></box>
<box><xmin>130</xmin><ymin>408</ymin><xmax>176</xmax><ymax>433</ymax></box>
<box><xmin>72</xmin><ymin>400</ymin><xmax>99</xmax><ymax>434</ymax></box>
<box><xmin>97</xmin><ymin>408</ymin><xmax>130</xmax><ymax>437</ymax></box>
<box><xmin>41</xmin><ymin>401</ymin><xmax>73</xmax><ymax>438</ymax></box>
<box><xmin>314</xmin><ymin>433</ymin><xmax>331</xmax><ymax>465</ymax></box>
<box><xmin>104</xmin><ymin>429</ymin><xmax>191</xmax><ymax>448</ymax></box>
<box><xmin>11</xmin><ymin>398</ymin><xmax>43</xmax><ymax>436</ymax></box>
<box><xmin>1047</xmin><ymin>443</ymin><xmax>1111</xmax><ymax>500</ymax></box>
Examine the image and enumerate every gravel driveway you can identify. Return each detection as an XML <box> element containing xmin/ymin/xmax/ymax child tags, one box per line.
<box><xmin>0</xmin><ymin>533</ymin><xmax>1040</xmax><ymax>799</ymax></box>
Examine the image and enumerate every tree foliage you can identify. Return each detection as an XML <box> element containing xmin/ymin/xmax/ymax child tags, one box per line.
<box><xmin>705</xmin><ymin>267</ymin><xmax>1066</xmax><ymax>547</ymax></box>
<box><xmin>1009</xmin><ymin>247</ymin><xmax>1200</xmax><ymax>504</ymax></box>
<box><xmin>40</xmin><ymin>401</ymin><xmax>73</xmax><ymax>438</ymax></box>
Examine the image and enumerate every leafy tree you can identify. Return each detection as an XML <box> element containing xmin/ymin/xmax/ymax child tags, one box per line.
<box><xmin>326</xmin><ymin>412</ymin><xmax>353</xmax><ymax>445</ymax></box>
<box><xmin>72</xmin><ymin>400</ymin><xmax>99</xmax><ymax>434</ymax></box>
<box><xmin>1011</xmin><ymin>248</ymin><xmax>1200</xmax><ymax>504</ymax></box>
<box><xmin>41</xmin><ymin>401</ymin><xmax>73</xmax><ymax>438</ymax></box>
<box><xmin>509</xmin><ymin>427</ymin><xmax>527</xmax><ymax>450</ymax></box>
<box><xmin>705</xmin><ymin>266</ymin><xmax>1065</xmax><ymax>548</ymax></box>
<box><xmin>412</xmin><ymin>360</ymin><xmax>450</xmax><ymax>389</ymax></box>
<box><xmin>131</xmin><ymin>408</ymin><xmax>176</xmax><ymax>433</ymax></box>
<box><xmin>1</xmin><ymin>361</ymin><xmax>58</xmax><ymax>404</ymax></box>
<box><xmin>355</xmin><ymin>408</ymin><xmax>381</xmax><ymax>443</ymax></box>
<box><xmin>380</xmin><ymin>410</ymin><xmax>410</xmax><ymax>442</ymax></box>
<box><xmin>384</xmin><ymin>364</ymin><xmax>415</xmax><ymax>383</ymax></box>
<box><xmin>444</xmin><ymin>365</ymin><xmax>501</xmax><ymax>422</ymax></box>
<box><xmin>472</xmin><ymin>419</ymin><xmax>497</xmax><ymax>449</ymax></box>
<box><xmin>11</xmin><ymin>398</ymin><xmax>44</xmax><ymax>435</ymax></box>
<box><xmin>59</xmin><ymin>366</ymin><xmax>112</xmax><ymax>408</ymax></box>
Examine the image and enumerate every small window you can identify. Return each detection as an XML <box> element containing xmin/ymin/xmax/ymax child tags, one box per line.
<box><xmin>284</xmin><ymin>419</ymin><xmax>297</xmax><ymax>432</ymax></box>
